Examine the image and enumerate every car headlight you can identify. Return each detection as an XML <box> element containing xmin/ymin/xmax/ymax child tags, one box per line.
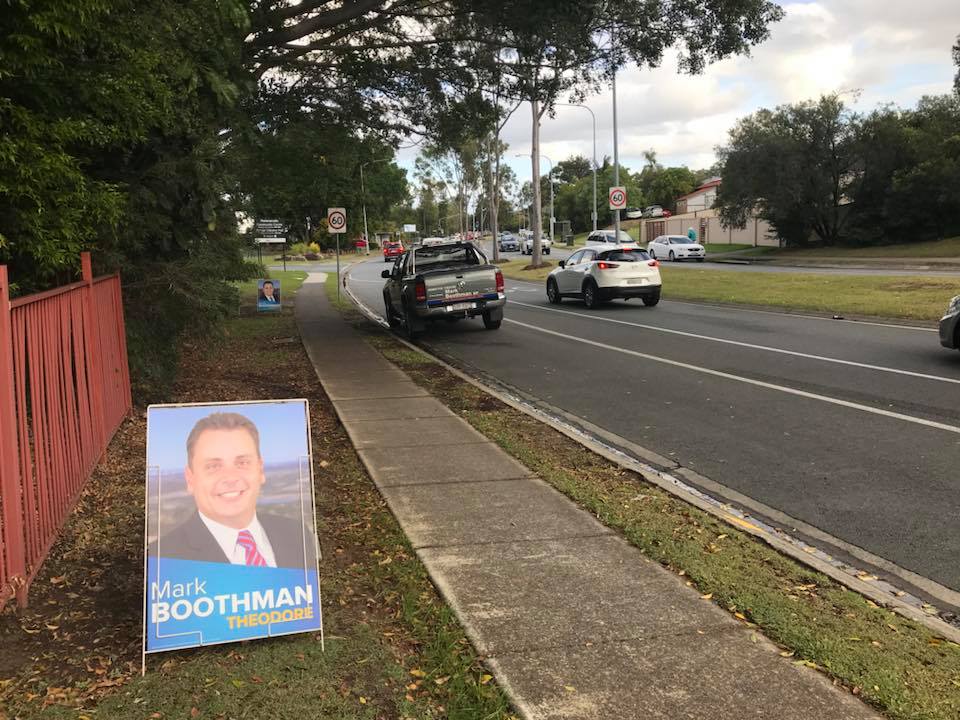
<box><xmin>948</xmin><ymin>296</ymin><xmax>960</xmax><ymax>316</ymax></box>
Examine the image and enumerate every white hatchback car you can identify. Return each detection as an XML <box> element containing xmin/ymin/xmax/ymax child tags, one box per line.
<box><xmin>647</xmin><ymin>234</ymin><xmax>705</xmax><ymax>262</ymax></box>
<box><xmin>546</xmin><ymin>245</ymin><xmax>662</xmax><ymax>308</ymax></box>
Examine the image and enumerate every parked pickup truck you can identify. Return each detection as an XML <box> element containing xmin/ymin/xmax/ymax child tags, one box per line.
<box><xmin>381</xmin><ymin>241</ymin><xmax>506</xmax><ymax>339</ymax></box>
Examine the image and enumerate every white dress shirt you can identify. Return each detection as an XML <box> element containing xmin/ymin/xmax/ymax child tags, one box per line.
<box><xmin>199</xmin><ymin>512</ymin><xmax>278</xmax><ymax>567</ymax></box>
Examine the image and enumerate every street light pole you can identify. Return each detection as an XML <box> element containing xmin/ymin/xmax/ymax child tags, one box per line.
<box><xmin>558</xmin><ymin>103</ymin><xmax>598</xmax><ymax>231</ymax></box>
<box><xmin>612</xmin><ymin>69</ymin><xmax>621</xmax><ymax>242</ymax></box>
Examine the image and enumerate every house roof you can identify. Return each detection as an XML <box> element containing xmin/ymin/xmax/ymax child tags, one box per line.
<box><xmin>676</xmin><ymin>177</ymin><xmax>721</xmax><ymax>202</ymax></box>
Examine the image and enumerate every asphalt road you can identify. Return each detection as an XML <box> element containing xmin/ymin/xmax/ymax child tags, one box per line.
<box><xmin>474</xmin><ymin>240</ymin><xmax>960</xmax><ymax>277</ymax></box>
<box><xmin>346</xmin><ymin>257</ymin><xmax>960</xmax><ymax>604</ymax></box>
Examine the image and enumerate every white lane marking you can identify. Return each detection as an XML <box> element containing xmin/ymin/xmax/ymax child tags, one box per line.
<box><xmin>506</xmin><ymin>277</ymin><xmax>938</xmax><ymax>332</ymax></box>
<box><xmin>504</xmin><ymin>318</ymin><xmax>960</xmax><ymax>436</ymax></box>
<box><xmin>509</xmin><ymin>301</ymin><xmax>960</xmax><ymax>385</ymax></box>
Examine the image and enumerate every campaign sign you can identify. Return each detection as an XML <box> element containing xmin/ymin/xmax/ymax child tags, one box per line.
<box><xmin>257</xmin><ymin>279</ymin><xmax>282</xmax><ymax>312</ymax></box>
<box><xmin>143</xmin><ymin>400</ymin><xmax>322</xmax><ymax>654</ymax></box>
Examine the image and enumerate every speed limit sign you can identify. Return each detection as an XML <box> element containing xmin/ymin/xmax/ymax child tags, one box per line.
<box><xmin>327</xmin><ymin>207</ymin><xmax>346</xmax><ymax>234</ymax></box>
<box><xmin>608</xmin><ymin>187</ymin><xmax>627</xmax><ymax>210</ymax></box>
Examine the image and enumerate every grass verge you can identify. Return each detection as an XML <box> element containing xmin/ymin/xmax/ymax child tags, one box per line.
<box><xmin>0</xmin><ymin>279</ymin><xmax>514</xmax><ymax>719</ymax></box>
<box><xmin>496</xmin><ymin>261</ymin><xmax>955</xmax><ymax>322</ymax></box>
<box><xmin>328</xmin><ymin>291</ymin><xmax>960</xmax><ymax>719</ymax></box>
<box><xmin>770</xmin><ymin>236</ymin><xmax>960</xmax><ymax>260</ymax></box>
<box><xmin>658</xmin><ymin>268</ymin><xmax>955</xmax><ymax>322</ymax></box>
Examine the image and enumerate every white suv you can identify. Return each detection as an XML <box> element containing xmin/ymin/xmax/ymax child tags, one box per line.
<box><xmin>545</xmin><ymin>245</ymin><xmax>662</xmax><ymax>309</ymax></box>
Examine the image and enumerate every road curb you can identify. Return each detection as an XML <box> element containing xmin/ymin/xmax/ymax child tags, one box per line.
<box><xmin>342</xmin><ymin>264</ymin><xmax>960</xmax><ymax>644</ymax></box>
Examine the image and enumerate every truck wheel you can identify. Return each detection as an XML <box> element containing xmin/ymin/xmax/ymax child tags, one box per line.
<box><xmin>403</xmin><ymin>305</ymin><xmax>422</xmax><ymax>340</ymax></box>
<box><xmin>482</xmin><ymin>309</ymin><xmax>502</xmax><ymax>330</ymax></box>
<box><xmin>384</xmin><ymin>296</ymin><xmax>401</xmax><ymax>329</ymax></box>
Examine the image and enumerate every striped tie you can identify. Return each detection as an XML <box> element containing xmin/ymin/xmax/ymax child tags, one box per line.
<box><xmin>236</xmin><ymin>530</ymin><xmax>267</xmax><ymax>567</ymax></box>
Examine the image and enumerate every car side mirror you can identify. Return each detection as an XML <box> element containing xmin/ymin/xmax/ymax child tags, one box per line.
<box><xmin>381</xmin><ymin>270</ymin><xmax>391</xmax><ymax>279</ymax></box>
<box><xmin>558</xmin><ymin>260</ymin><xmax>566</xmax><ymax>268</ymax></box>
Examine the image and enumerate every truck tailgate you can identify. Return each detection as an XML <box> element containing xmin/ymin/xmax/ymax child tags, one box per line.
<box><xmin>421</xmin><ymin>267</ymin><xmax>498</xmax><ymax>305</ymax></box>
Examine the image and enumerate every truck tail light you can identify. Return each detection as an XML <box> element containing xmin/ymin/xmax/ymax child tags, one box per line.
<box><xmin>414</xmin><ymin>278</ymin><xmax>427</xmax><ymax>303</ymax></box>
<box><xmin>648</xmin><ymin>260</ymin><xmax>659</xmax><ymax>267</ymax></box>
<box><xmin>495</xmin><ymin>269</ymin><xmax>504</xmax><ymax>293</ymax></box>
<box><xmin>596</xmin><ymin>261</ymin><xmax>619</xmax><ymax>270</ymax></box>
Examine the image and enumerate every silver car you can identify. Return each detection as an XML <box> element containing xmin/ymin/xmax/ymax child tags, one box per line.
<box><xmin>940</xmin><ymin>295</ymin><xmax>960</xmax><ymax>350</ymax></box>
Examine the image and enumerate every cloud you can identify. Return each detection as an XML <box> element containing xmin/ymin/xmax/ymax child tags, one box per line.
<box><xmin>404</xmin><ymin>1</ymin><xmax>957</xmax><ymax>184</ymax></box>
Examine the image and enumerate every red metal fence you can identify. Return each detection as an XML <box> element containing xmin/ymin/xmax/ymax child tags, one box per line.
<box><xmin>0</xmin><ymin>252</ymin><xmax>131</xmax><ymax>610</ymax></box>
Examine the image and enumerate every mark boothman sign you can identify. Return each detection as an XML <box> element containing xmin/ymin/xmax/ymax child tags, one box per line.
<box><xmin>143</xmin><ymin>400</ymin><xmax>322</xmax><ymax>655</ymax></box>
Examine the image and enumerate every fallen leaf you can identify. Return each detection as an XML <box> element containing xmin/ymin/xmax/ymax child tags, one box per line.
<box><xmin>480</xmin><ymin>674</ymin><xmax>493</xmax><ymax>685</ymax></box>
<box><xmin>700</xmin><ymin>593</ymin><xmax>713</xmax><ymax>600</ymax></box>
<box><xmin>410</xmin><ymin>668</ymin><xmax>426</xmax><ymax>678</ymax></box>
<box><xmin>359</xmin><ymin>697</ymin><xmax>367</xmax><ymax>705</ymax></box>
<box><xmin>564</xmin><ymin>685</ymin><xmax>576</xmax><ymax>693</ymax></box>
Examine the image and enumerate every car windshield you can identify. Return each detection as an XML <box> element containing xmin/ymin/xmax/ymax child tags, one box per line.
<box><xmin>414</xmin><ymin>244</ymin><xmax>484</xmax><ymax>269</ymax></box>
<box><xmin>598</xmin><ymin>249</ymin><xmax>650</xmax><ymax>262</ymax></box>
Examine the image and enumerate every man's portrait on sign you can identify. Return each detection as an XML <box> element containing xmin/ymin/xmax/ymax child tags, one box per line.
<box><xmin>144</xmin><ymin>400</ymin><xmax>321</xmax><ymax>654</ymax></box>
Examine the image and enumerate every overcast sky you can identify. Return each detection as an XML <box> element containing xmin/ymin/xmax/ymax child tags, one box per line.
<box><xmin>398</xmin><ymin>0</ymin><xmax>957</xmax><ymax>194</ymax></box>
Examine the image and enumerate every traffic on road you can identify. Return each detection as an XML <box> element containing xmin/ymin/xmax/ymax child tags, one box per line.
<box><xmin>346</xmin><ymin>250</ymin><xmax>960</xmax><ymax>614</ymax></box>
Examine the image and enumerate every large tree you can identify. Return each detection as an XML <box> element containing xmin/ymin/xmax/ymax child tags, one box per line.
<box><xmin>717</xmin><ymin>95</ymin><xmax>860</xmax><ymax>246</ymax></box>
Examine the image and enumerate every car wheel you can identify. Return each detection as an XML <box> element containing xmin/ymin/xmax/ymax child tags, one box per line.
<box><xmin>583</xmin><ymin>280</ymin><xmax>600</xmax><ymax>309</ymax></box>
<box><xmin>482</xmin><ymin>309</ymin><xmax>502</xmax><ymax>330</ymax></box>
<box><xmin>668</xmin><ymin>250</ymin><xmax>676</xmax><ymax>262</ymax></box>
<box><xmin>546</xmin><ymin>278</ymin><xmax>562</xmax><ymax>304</ymax></box>
<box><xmin>642</xmin><ymin>289</ymin><xmax>661</xmax><ymax>307</ymax></box>
<box><xmin>649</xmin><ymin>250</ymin><xmax>656</xmax><ymax>259</ymax></box>
<box><xmin>545</xmin><ymin>248</ymin><xmax>551</xmax><ymax>255</ymax></box>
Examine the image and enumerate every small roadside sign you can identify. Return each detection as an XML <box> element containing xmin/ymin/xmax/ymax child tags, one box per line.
<box><xmin>608</xmin><ymin>187</ymin><xmax>627</xmax><ymax>210</ymax></box>
<box><xmin>402</xmin><ymin>223</ymin><xmax>417</xmax><ymax>233</ymax></box>
<box><xmin>327</xmin><ymin>208</ymin><xmax>346</xmax><ymax>234</ymax></box>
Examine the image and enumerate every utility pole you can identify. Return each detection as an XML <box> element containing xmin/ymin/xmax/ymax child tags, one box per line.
<box><xmin>612</xmin><ymin>70</ymin><xmax>621</xmax><ymax>241</ymax></box>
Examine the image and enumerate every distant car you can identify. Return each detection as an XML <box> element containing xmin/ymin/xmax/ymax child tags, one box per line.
<box><xmin>585</xmin><ymin>230</ymin><xmax>634</xmax><ymax>246</ymax></box>
<box><xmin>940</xmin><ymin>295</ymin><xmax>960</xmax><ymax>350</ymax></box>
<box><xmin>498</xmin><ymin>233</ymin><xmax>520</xmax><ymax>252</ymax></box>
<box><xmin>624</xmin><ymin>207</ymin><xmax>644</xmax><ymax>219</ymax></box>
<box><xmin>546</xmin><ymin>245</ymin><xmax>661</xmax><ymax>309</ymax></box>
<box><xmin>522</xmin><ymin>236</ymin><xmax>552</xmax><ymax>255</ymax></box>
<box><xmin>647</xmin><ymin>234</ymin><xmax>705</xmax><ymax>262</ymax></box>
<box><xmin>383</xmin><ymin>240</ymin><xmax>404</xmax><ymax>262</ymax></box>
<box><xmin>642</xmin><ymin>205</ymin><xmax>664</xmax><ymax>218</ymax></box>
<box><xmin>662</xmin><ymin>209</ymin><xmax>673</xmax><ymax>218</ymax></box>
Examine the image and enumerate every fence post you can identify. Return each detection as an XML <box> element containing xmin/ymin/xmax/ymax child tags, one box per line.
<box><xmin>80</xmin><ymin>253</ymin><xmax>107</xmax><ymax>450</ymax></box>
<box><xmin>0</xmin><ymin>265</ymin><xmax>28</xmax><ymax>606</ymax></box>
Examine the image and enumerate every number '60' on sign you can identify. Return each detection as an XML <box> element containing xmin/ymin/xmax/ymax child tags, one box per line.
<box><xmin>326</xmin><ymin>208</ymin><xmax>346</xmax><ymax>234</ymax></box>
<box><xmin>608</xmin><ymin>187</ymin><xmax>627</xmax><ymax>211</ymax></box>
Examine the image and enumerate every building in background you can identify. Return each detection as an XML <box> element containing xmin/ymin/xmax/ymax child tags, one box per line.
<box><xmin>676</xmin><ymin>177</ymin><xmax>722</xmax><ymax>214</ymax></box>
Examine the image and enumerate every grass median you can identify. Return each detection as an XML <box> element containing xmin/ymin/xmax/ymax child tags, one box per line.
<box><xmin>329</xmin><ymin>280</ymin><xmax>960</xmax><ymax>719</ymax></box>
<box><xmin>0</xmin><ymin>277</ymin><xmax>515</xmax><ymax>719</ymax></box>
<box><xmin>496</xmin><ymin>260</ymin><xmax>955</xmax><ymax>322</ymax></box>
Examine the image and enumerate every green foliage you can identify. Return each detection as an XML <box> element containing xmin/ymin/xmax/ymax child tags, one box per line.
<box><xmin>1</xmin><ymin>0</ymin><xmax>256</xmax><ymax>400</ymax></box>
<box><xmin>717</xmin><ymin>93</ymin><xmax>960</xmax><ymax>247</ymax></box>
<box><xmin>644</xmin><ymin>166</ymin><xmax>696</xmax><ymax>213</ymax></box>
<box><xmin>717</xmin><ymin>96</ymin><xmax>861</xmax><ymax>246</ymax></box>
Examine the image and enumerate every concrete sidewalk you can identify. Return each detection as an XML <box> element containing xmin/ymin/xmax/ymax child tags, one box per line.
<box><xmin>296</xmin><ymin>274</ymin><xmax>878</xmax><ymax>720</ymax></box>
